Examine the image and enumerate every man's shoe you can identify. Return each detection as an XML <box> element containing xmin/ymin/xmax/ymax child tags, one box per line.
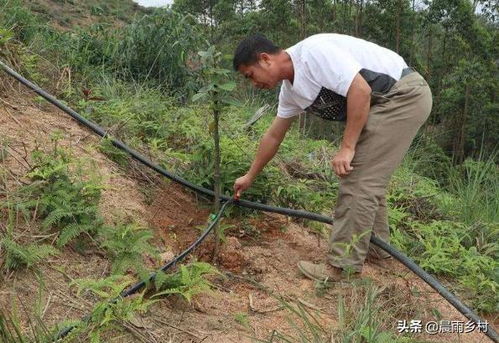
<box><xmin>297</xmin><ymin>260</ymin><xmax>361</xmax><ymax>283</ymax></box>
<box><xmin>367</xmin><ymin>247</ymin><xmax>391</xmax><ymax>260</ymax></box>
<box><xmin>366</xmin><ymin>249</ymin><xmax>394</xmax><ymax>269</ymax></box>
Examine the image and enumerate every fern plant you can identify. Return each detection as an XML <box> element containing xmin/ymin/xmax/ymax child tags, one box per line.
<box><xmin>1</xmin><ymin>236</ymin><xmax>58</xmax><ymax>271</ymax></box>
<box><xmin>100</xmin><ymin>223</ymin><xmax>158</xmax><ymax>277</ymax></box>
<box><xmin>153</xmin><ymin>262</ymin><xmax>219</xmax><ymax>303</ymax></box>
<box><xmin>0</xmin><ymin>204</ymin><xmax>58</xmax><ymax>272</ymax></box>
<box><xmin>70</xmin><ymin>275</ymin><xmax>156</xmax><ymax>343</ymax></box>
<box><xmin>18</xmin><ymin>142</ymin><xmax>103</xmax><ymax>248</ymax></box>
<box><xmin>67</xmin><ymin>264</ymin><xmax>218</xmax><ymax>341</ymax></box>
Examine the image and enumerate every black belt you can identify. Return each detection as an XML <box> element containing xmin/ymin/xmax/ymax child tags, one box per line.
<box><xmin>401</xmin><ymin>67</ymin><xmax>416</xmax><ymax>78</ymax></box>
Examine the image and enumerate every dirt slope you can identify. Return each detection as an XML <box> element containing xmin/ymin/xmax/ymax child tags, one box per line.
<box><xmin>23</xmin><ymin>0</ymin><xmax>148</xmax><ymax>30</ymax></box>
<box><xmin>0</xmin><ymin>87</ymin><xmax>495</xmax><ymax>342</ymax></box>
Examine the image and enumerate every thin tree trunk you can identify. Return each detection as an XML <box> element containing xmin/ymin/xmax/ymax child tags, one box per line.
<box><xmin>299</xmin><ymin>0</ymin><xmax>307</xmax><ymax>135</ymax></box>
<box><xmin>349</xmin><ymin>0</ymin><xmax>354</xmax><ymax>34</ymax></box>
<box><xmin>438</xmin><ymin>27</ymin><xmax>448</xmax><ymax>97</ymax></box>
<box><xmin>354</xmin><ymin>0</ymin><xmax>359</xmax><ymax>36</ymax></box>
<box><xmin>426</xmin><ymin>26</ymin><xmax>432</xmax><ymax>82</ymax></box>
<box><xmin>395</xmin><ymin>0</ymin><xmax>401</xmax><ymax>53</ymax></box>
<box><xmin>409</xmin><ymin>0</ymin><xmax>415</xmax><ymax>65</ymax></box>
<box><xmin>358</xmin><ymin>0</ymin><xmax>364</xmax><ymax>37</ymax></box>
<box><xmin>212</xmin><ymin>97</ymin><xmax>222</xmax><ymax>262</ymax></box>
<box><xmin>332</xmin><ymin>0</ymin><xmax>337</xmax><ymax>24</ymax></box>
<box><xmin>343</xmin><ymin>0</ymin><xmax>348</xmax><ymax>34</ymax></box>
<box><xmin>455</xmin><ymin>84</ymin><xmax>470</xmax><ymax>164</ymax></box>
<box><xmin>300</xmin><ymin>0</ymin><xmax>306</xmax><ymax>38</ymax></box>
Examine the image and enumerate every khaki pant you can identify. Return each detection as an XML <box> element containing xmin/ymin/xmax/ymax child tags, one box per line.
<box><xmin>327</xmin><ymin>72</ymin><xmax>432</xmax><ymax>272</ymax></box>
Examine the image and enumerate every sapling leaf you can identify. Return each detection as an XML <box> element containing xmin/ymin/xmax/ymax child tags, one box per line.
<box><xmin>192</xmin><ymin>92</ymin><xmax>207</xmax><ymax>102</ymax></box>
<box><xmin>219</xmin><ymin>82</ymin><xmax>236</xmax><ymax>91</ymax></box>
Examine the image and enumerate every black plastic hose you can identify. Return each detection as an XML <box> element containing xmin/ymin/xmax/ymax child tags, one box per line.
<box><xmin>1</xmin><ymin>61</ymin><xmax>496</xmax><ymax>342</ymax></box>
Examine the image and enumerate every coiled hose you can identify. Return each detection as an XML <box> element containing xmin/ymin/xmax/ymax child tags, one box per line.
<box><xmin>0</xmin><ymin>61</ymin><xmax>496</xmax><ymax>342</ymax></box>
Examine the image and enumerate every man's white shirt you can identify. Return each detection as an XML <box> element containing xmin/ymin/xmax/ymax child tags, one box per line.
<box><xmin>277</xmin><ymin>33</ymin><xmax>409</xmax><ymax>119</ymax></box>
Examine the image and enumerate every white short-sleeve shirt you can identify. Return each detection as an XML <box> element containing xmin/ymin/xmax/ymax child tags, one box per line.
<box><xmin>277</xmin><ymin>33</ymin><xmax>408</xmax><ymax>119</ymax></box>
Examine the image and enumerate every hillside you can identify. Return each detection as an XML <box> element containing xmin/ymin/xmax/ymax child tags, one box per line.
<box><xmin>22</xmin><ymin>0</ymin><xmax>148</xmax><ymax>29</ymax></box>
<box><xmin>0</xmin><ymin>0</ymin><xmax>497</xmax><ymax>342</ymax></box>
<box><xmin>0</xmin><ymin>88</ymin><xmax>492</xmax><ymax>342</ymax></box>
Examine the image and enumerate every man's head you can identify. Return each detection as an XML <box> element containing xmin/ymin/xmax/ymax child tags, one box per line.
<box><xmin>233</xmin><ymin>34</ymin><xmax>284</xmax><ymax>89</ymax></box>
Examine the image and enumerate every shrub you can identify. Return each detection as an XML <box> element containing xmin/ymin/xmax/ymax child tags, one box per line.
<box><xmin>109</xmin><ymin>10</ymin><xmax>204</xmax><ymax>96</ymax></box>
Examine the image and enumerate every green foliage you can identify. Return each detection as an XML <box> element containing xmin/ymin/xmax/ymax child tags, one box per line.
<box><xmin>403</xmin><ymin>134</ymin><xmax>452</xmax><ymax>184</ymax></box>
<box><xmin>0</xmin><ymin>0</ymin><xmax>43</xmax><ymax>43</ymax></box>
<box><xmin>113</xmin><ymin>10</ymin><xmax>203</xmax><ymax>95</ymax></box>
<box><xmin>0</xmin><ymin>27</ymin><xmax>14</xmax><ymax>46</ymax></box>
<box><xmin>234</xmin><ymin>312</ymin><xmax>251</xmax><ymax>329</ymax></box>
<box><xmin>100</xmin><ymin>223</ymin><xmax>158</xmax><ymax>276</ymax></box>
<box><xmin>98</xmin><ymin>138</ymin><xmax>130</xmax><ymax>167</ymax></box>
<box><xmin>186</xmin><ymin>135</ymin><xmax>279</xmax><ymax>200</ymax></box>
<box><xmin>334</xmin><ymin>283</ymin><xmax>421</xmax><ymax>343</ymax></box>
<box><xmin>1</xmin><ymin>1</ymin><xmax>204</xmax><ymax>95</ymax></box>
<box><xmin>0</xmin><ymin>137</ymin><xmax>103</xmax><ymax>273</ymax></box>
<box><xmin>255</xmin><ymin>282</ymin><xmax>420</xmax><ymax>343</ymax></box>
<box><xmin>1</xmin><ymin>0</ymin><xmax>497</xmax><ymax>326</ymax></box>
<box><xmin>79</xmin><ymin>80</ymin><xmax>336</xmax><ymax>213</ymax></box>
<box><xmin>192</xmin><ymin>45</ymin><xmax>237</xmax><ymax>105</ymax></box>
<box><xmin>272</xmin><ymin>300</ymin><xmax>326</xmax><ymax>342</ymax></box>
<box><xmin>0</xmin><ymin>309</ymin><xmax>51</xmax><ymax>343</ymax></box>
<box><xmin>71</xmin><ymin>275</ymin><xmax>156</xmax><ymax>343</ymax></box>
<box><xmin>0</xmin><ymin>311</ymin><xmax>25</xmax><ymax>343</ymax></box>
<box><xmin>388</xmin><ymin>166</ymin><xmax>498</xmax><ymax>313</ymax></box>
<box><xmin>444</xmin><ymin>156</ymin><xmax>499</xmax><ymax>225</ymax></box>
<box><xmin>435</xmin><ymin>58</ymin><xmax>498</xmax><ymax>160</ymax></box>
<box><xmin>0</xmin><ymin>135</ymin><xmax>158</xmax><ymax>278</ymax></box>
<box><xmin>77</xmin><ymin>81</ymin><xmax>176</xmax><ymax>147</ymax></box>
<box><xmin>21</xmin><ymin>144</ymin><xmax>102</xmax><ymax>248</ymax></box>
<box><xmin>68</xmin><ymin>263</ymin><xmax>218</xmax><ymax>341</ymax></box>
<box><xmin>192</xmin><ymin>43</ymin><xmax>238</xmax><ymax>257</ymax></box>
<box><xmin>394</xmin><ymin>219</ymin><xmax>498</xmax><ymax>313</ymax></box>
<box><xmin>1</xmin><ymin>237</ymin><xmax>58</xmax><ymax>271</ymax></box>
<box><xmin>153</xmin><ymin>262</ymin><xmax>219</xmax><ymax>303</ymax></box>
<box><xmin>337</xmin><ymin>285</ymin><xmax>385</xmax><ymax>342</ymax></box>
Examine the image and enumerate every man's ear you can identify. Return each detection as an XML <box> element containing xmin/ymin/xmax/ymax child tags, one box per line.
<box><xmin>259</xmin><ymin>53</ymin><xmax>272</xmax><ymax>67</ymax></box>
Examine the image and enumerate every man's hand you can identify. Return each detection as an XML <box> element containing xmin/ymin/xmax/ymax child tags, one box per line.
<box><xmin>232</xmin><ymin>116</ymin><xmax>294</xmax><ymax>200</ymax></box>
<box><xmin>331</xmin><ymin>72</ymin><xmax>370</xmax><ymax>178</ymax></box>
<box><xmin>233</xmin><ymin>174</ymin><xmax>254</xmax><ymax>200</ymax></box>
<box><xmin>331</xmin><ymin>147</ymin><xmax>355</xmax><ymax>177</ymax></box>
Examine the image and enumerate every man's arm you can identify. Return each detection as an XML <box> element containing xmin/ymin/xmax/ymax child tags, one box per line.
<box><xmin>332</xmin><ymin>73</ymin><xmax>372</xmax><ymax>177</ymax></box>
<box><xmin>233</xmin><ymin>116</ymin><xmax>295</xmax><ymax>199</ymax></box>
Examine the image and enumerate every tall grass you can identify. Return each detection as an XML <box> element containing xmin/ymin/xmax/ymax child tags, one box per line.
<box><xmin>404</xmin><ymin>134</ymin><xmax>498</xmax><ymax>225</ymax></box>
<box><xmin>254</xmin><ymin>282</ymin><xmax>421</xmax><ymax>343</ymax></box>
<box><xmin>112</xmin><ymin>10</ymin><xmax>203</xmax><ymax>95</ymax></box>
<box><xmin>0</xmin><ymin>309</ymin><xmax>51</xmax><ymax>343</ymax></box>
<box><xmin>444</xmin><ymin>153</ymin><xmax>498</xmax><ymax>225</ymax></box>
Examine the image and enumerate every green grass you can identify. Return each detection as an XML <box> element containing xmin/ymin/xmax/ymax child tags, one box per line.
<box><xmin>254</xmin><ymin>281</ymin><xmax>427</xmax><ymax>343</ymax></box>
<box><xmin>0</xmin><ymin>309</ymin><xmax>51</xmax><ymax>343</ymax></box>
<box><xmin>390</xmin><ymin>146</ymin><xmax>499</xmax><ymax>313</ymax></box>
<box><xmin>444</xmin><ymin>154</ymin><xmax>499</xmax><ymax>224</ymax></box>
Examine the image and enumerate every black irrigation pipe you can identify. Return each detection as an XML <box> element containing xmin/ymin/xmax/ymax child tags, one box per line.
<box><xmin>1</xmin><ymin>61</ymin><xmax>497</xmax><ymax>343</ymax></box>
<box><xmin>55</xmin><ymin>200</ymin><xmax>233</xmax><ymax>340</ymax></box>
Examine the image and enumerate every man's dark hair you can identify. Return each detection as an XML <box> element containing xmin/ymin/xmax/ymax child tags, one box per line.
<box><xmin>233</xmin><ymin>34</ymin><xmax>281</xmax><ymax>71</ymax></box>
